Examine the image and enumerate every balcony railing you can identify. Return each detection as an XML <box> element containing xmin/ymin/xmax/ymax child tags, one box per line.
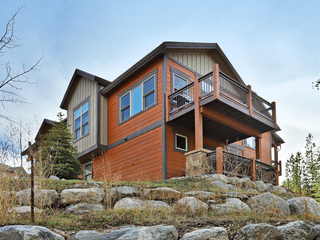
<box><xmin>252</xmin><ymin>93</ymin><xmax>274</xmax><ymax>120</ymax></box>
<box><xmin>199</xmin><ymin>72</ymin><xmax>213</xmax><ymax>98</ymax></box>
<box><xmin>168</xmin><ymin>82</ymin><xmax>194</xmax><ymax>114</ymax></box>
<box><xmin>255</xmin><ymin>161</ymin><xmax>276</xmax><ymax>184</ymax></box>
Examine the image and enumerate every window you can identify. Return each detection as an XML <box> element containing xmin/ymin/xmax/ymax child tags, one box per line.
<box><xmin>83</xmin><ymin>162</ymin><xmax>92</xmax><ymax>180</ymax></box>
<box><xmin>120</xmin><ymin>75</ymin><xmax>156</xmax><ymax>122</ymax></box>
<box><xmin>171</xmin><ymin>67</ymin><xmax>191</xmax><ymax>93</ymax></box>
<box><xmin>74</xmin><ymin>101</ymin><xmax>89</xmax><ymax>139</ymax></box>
<box><xmin>244</xmin><ymin>137</ymin><xmax>255</xmax><ymax>149</ymax></box>
<box><xmin>175</xmin><ymin>133</ymin><xmax>188</xmax><ymax>151</ymax></box>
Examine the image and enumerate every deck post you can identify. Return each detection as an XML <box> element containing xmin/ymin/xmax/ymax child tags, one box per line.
<box><xmin>274</xmin><ymin>146</ymin><xmax>279</xmax><ymax>185</ymax></box>
<box><xmin>247</xmin><ymin>85</ymin><xmax>252</xmax><ymax>117</ymax></box>
<box><xmin>252</xmin><ymin>137</ymin><xmax>262</xmax><ymax>181</ymax></box>
<box><xmin>216</xmin><ymin>147</ymin><xmax>223</xmax><ymax>174</ymax></box>
<box><xmin>194</xmin><ymin>77</ymin><xmax>203</xmax><ymax>149</ymax></box>
<box><xmin>272</xmin><ymin>101</ymin><xmax>277</xmax><ymax>128</ymax></box>
<box><xmin>213</xmin><ymin>63</ymin><xmax>220</xmax><ymax>100</ymax></box>
<box><xmin>165</xmin><ymin>91</ymin><xmax>169</xmax><ymax>122</ymax></box>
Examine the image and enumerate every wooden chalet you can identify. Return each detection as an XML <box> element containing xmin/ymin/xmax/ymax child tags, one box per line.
<box><xmin>54</xmin><ymin>42</ymin><xmax>284</xmax><ymax>183</ymax></box>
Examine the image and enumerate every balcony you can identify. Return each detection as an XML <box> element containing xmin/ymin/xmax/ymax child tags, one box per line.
<box><xmin>166</xmin><ymin>63</ymin><xmax>277</xmax><ymax>144</ymax></box>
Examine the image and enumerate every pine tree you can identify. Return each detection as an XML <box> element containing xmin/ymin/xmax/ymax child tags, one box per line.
<box><xmin>41</xmin><ymin>112</ymin><xmax>82</xmax><ymax>179</ymax></box>
<box><xmin>285</xmin><ymin>152</ymin><xmax>303</xmax><ymax>194</ymax></box>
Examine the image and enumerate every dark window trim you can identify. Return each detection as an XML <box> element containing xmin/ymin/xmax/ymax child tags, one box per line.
<box><xmin>170</xmin><ymin>67</ymin><xmax>191</xmax><ymax>93</ymax></box>
<box><xmin>82</xmin><ymin>161</ymin><xmax>93</xmax><ymax>180</ymax></box>
<box><xmin>118</xmin><ymin>68</ymin><xmax>158</xmax><ymax>125</ymax></box>
<box><xmin>173</xmin><ymin>128</ymin><xmax>190</xmax><ymax>153</ymax></box>
<box><xmin>73</xmin><ymin>96</ymin><xmax>90</xmax><ymax>143</ymax></box>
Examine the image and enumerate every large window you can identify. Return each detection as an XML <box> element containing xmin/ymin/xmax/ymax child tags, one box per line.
<box><xmin>74</xmin><ymin>101</ymin><xmax>89</xmax><ymax>139</ymax></box>
<box><xmin>171</xmin><ymin>67</ymin><xmax>191</xmax><ymax>93</ymax></box>
<box><xmin>244</xmin><ymin>137</ymin><xmax>255</xmax><ymax>149</ymax></box>
<box><xmin>120</xmin><ymin>75</ymin><xmax>155</xmax><ymax>122</ymax></box>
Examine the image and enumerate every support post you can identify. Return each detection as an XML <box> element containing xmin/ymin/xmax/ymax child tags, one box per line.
<box><xmin>274</xmin><ymin>146</ymin><xmax>279</xmax><ymax>185</ymax></box>
<box><xmin>28</xmin><ymin>142</ymin><xmax>34</xmax><ymax>223</ymax></box>
<box><xmin>165</xmin><ymin>92</ymin><xmax>169</xmax><ymax>122</ymax></box>
<box><xmin>213</xmin><ymin>63</ymin><xmax>220</xmax><ymax>100</ymax></box>
<box><xmin>216</xmin><ymin>147</ymin><xmax>223</xmax><ymax>174</ymax></box>
<box><xmin>194</xmin><ymin>77</ymin><xmax>203</xmax><ymax>149</ymax></box>
<box><xmin>253</xmin><ymin>137</ymin><xmax>262</xmax><ymax>181</ymax></box>
<box><xmin>247</xmin><ymin>85</ymin><xmax>252</xmax><ymax>117</ymax></box>
<box><xmin>272</xmin><ymin>101</ymin><xmax>277</xmax><ymax>128</ymax></box>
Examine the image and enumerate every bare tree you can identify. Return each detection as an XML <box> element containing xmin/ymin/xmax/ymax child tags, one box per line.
<box><xmin>313</xmin><ymin>79</ymin><xmax>320</xmax><ymax>90</ymax></box>
<box><xmin>0</xmin><ymin>5</ymin><xmax>42</xmax><ymax>121</ymax></box>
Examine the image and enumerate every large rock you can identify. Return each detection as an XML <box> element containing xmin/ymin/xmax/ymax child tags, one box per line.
<box><xmin>176</xmin><ymin>197</ymin><xmax>208</xmax><ymax>213</ymax></box>
<box><xmin>8</xmin><ymin>206</ymin><xmax>43</xmax><ymax>215</ymax></box>
<box><xmin>144</xmin><ymin>187</ymin><xmax>181</xmax><ymax>200</ymax></box>
<box><xmin>15</xmin><ymin>189</ymin><xmax>58</xmax><ymax>207</ymax></box>
<box><xmin>220</xmin><ymin>192</ymin><xmax>248</xmax><ymax>200</ymax></box>
<box><xmin>60</xmin><ymin>188</ymin><xmax>104</xmax><ymax>205</ymax></box>
<box><xmin>211</xmin><ymin>180</ymin><xmax>228</xmax><ymax>192</ymax></box>
<box><xmin>314</xmin><ymin>225</ymin><xmax>320</xmax><ymax>240</ymax></box>
<box><xmin>72</xmin><ymin>225</ymin><xmax>178</xmax><ymax>240</ymax></box>
<box><xmin>265</xmin><ymin>183</ymin><xmax>274</xmax><ymax>192</ymax></box>
<box><xmin>247</xmin><ymin>192</ymin><xmax>290</xmax><ymax>216</ymax></box>
<box><xmin>287</xmin><ymin>197</ymin><xmax>320</xmax><ymax>217</ymax></box>
<box><xmin>277</xmin><ymin>221</ymin><xmax>317</xmax><ymax>240</ymax></box>
<box><xmin>114</xmin><ymin>197</ymin><xmax>170</xmax><ymax>210</ymax></box>
<box><xmin>234</xmin><ymin>223</ymin><xmax>282</xmax><ymax>240</ymax></box>
<box><xmin>181</xmin><ymin>227</ymin><xmax>228</xmax><ymax>240</ymax></box>
<box><xmin>49</xmin><ymin>175</ymin><xmax>60</xmax><ymax>180</ymax></box>
<box><xmin>110</xmin><ymin>186</ymin><xmax>139</xmax><ymax>199</ymax></box>
<box><xmin>227</xmin><ymin>177</ymin><xmax>243</xmax><ymax>188</ymax></box>
<box><xmin>271</xmin><ymin>186</ymin><xmax>287</xmax><ymax>195</ymax></box>
<box><xmin>0</xmin><ymin>225</ymin><xmax>64</xmax><ymax>240</ymax></box>
<box><xmin>65</xmin><ymin>203</ymin><xmax>104</xmax><ymax>215</ymax></box>
<box><xmin>255</xmin><ymin>181</ymin><xmax>268</xmax><ymax>192</ymax></box>
<box><xmin>210</xmin><ymin>198</ymin><xmax>251</xmax><ymax>214</ymax></box>
<box><xmin>243</xmin><ymin>188</ymin><xmax>259</xmax><ymax>194</ymax></box>
<box><xmin>210</xmin><ymin>174</ymin><xmax>228</xmax><ymax>183</ymax></box>
<box><xmin>184</xmin><ymin>191</ymin><xmax>215</xmax><ymax>200</ymax></box>
<box><xmin>74</xmin><ymin>181</ymin><xmax>100</xmax><ymax>188</ymax></box>
<box><xmin>240</xmin><ymin>178</ymin><xmax>256</xmax><ymax>189</ymax></box>
<box><xmin>227</xmin><ymin>184</ymin><xmax>239</xmax><ymax>191</ymax></box>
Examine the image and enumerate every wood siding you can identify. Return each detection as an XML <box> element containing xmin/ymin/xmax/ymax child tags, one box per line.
<box><xmin>100</xmin><ymin>85</ymin><xmax>108</xmax><ymax>146</ymax></box>
<box><xmin>67</xmin><ymin>77</ymin><xmax>97</xmax><ymax>154</ymax></box>
<box><xmin>93</xmin><ymin>126</ymin><xmax>162</xmax><ymax>181</ymax></box>
<box><xmin>107</xmin><ymin>58</ymin><xmax>163</xmax><ymax>145</ymax></box>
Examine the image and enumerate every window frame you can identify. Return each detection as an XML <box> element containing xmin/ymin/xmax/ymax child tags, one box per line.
<box><xmin>73</xmin><ymin>96</ymin><xmax>90</xmax><ymax>142</ymax></box>
<box><xmin>118</xmin><ymin>68</ymin><xmax>158</xmax><ymax>125</ymax></box>
<box><xmin>83</xmin><ymin>161</ymin><xmax>93</xmax><ymax>180</ymax></box>
<box><xmin>173</xmin><ymin>129</ymin><xmax>189</xmax><ymax>153</ymax></box>
<box><xmin>170</xmin><ymin>67</ymin><xmax>191</xmax><ymax>93</ymax></box>
<box><xmin>243</xmin><ymin>137</ymin><xmax>256</xmax><ymax>150</ymax></box>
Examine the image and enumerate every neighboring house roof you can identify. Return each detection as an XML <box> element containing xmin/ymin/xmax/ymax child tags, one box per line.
<box><xmin>60</xmin><ymin>68</ymin><xmax>111</xmax><ymax>110</ymax></box>
<box><xmin>100</xmin><ymin>41</ymin><xmax>246</xmax><ymax>96</ymax></box>
<box><xmin>272</xmin><ymin>132</ymin><xmax>285</xmax><ymax>144</ymax></box>
<box><xmin>0</xmin><ymin>163</ymin><xmax>28</xmax><ymax>176</ymax></box>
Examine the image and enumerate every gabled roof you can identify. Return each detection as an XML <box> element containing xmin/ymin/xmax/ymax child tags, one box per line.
<box><xmin>272</xmin><ymin>132</ymin><xmax>285</xmax><ymax>144</ymax></box>
<box><xmin>100</xmin><ymin>41</ymin><xmax>246</xmax><ymax>95</ymax></box>
<box><xmin>60</xmin><ymin>69</ymin><xmax>111</xmax><ymax>109</ymax></box>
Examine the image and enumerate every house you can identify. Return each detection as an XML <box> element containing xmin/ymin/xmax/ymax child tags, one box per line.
<box><xmin>0</xmin><ymin>163</ymin><xmax>28</xmax><ymax>178</ymax></box>
<box><xmin>55</xmin><ymin>42</ymin><xmax>284</xmax><ymax>183</ymax></box>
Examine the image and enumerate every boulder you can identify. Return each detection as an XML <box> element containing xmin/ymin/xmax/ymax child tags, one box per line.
<box><xmin>247</xmin><ymin>192</ymin><xmax>290</xmax><ymax>216</ymax></box>
<box><xmin>146</xmin><ymin>200</ymin><xmax>171</xmax><ymax>210</ymax></box>
<box><xmin>65</xmin><ymin>203</ymin><xmax>104</xmax><ymax>215</ymax></box>
<box><xmin>210</xmin><ymin>173</ymin><xmax>228</xmax><ymax>183</ymax></box>
<box><xmin>60</xmin><ymin>188</ymin><xmax>105</xmax><ymax>205</ymax></box>
<box><xmin>234</xmin><ymin>223</ymin><xmax>282</xmax><ymax>240</ymax></box>
<box><xmin>220</xmin><ymin>192</ymin><xmax>248</xmax><ymax>200</ymax></box>
<box><xmin>240</xmin><ymin>178</ymin><xmax>256</xmax><ymax>189</ymax></box>
<box><xmin>211</xmin><ymin>180</ymin><xmax>228</xmax><ymax>192</ymax></box>
<box><xmin>210</xmin><ymin>198</ymin><xmax>251</xmax><ymax>214</ymax></box>
<box><xmin>184</xmin><ymin>191</ymin><xmax>215</xmax><ymax>200</ymax></box>
<box><xmin>314</xmin><ymin>225</ymin><xmax>320</xmax><ymax>240</ymax></box>
<box><xmin>74</xmin><ymin>181</ymin><xmax>100</xmax><ymax>188</ymax></box>
<box><xmin>144</xmin><ymin>187</ymin><xmax>181</xmax><ymax>200</ymax></box>
<box><xmin>277</xmin><ymin>221</ymin><xmax>317</xmax><ymax>240</ymax></box>
<box><xmin>0</xmin><ymin>225</ymin><xmax>64</xmax><ymax>240</ymax></box>
<box><xmin>227</xmin><ymin>177</ymin><xmax>243</xmax><ymax>188</ymax></box>
<box><xmin>227</xmin><ymin>184</ymin><xmax>239</xmax><ymax>191</ymax></box>
<box><xmin>181</xmin><ymin>227</ymin><xmax>228</xmax><ymax>240</ymax></box>
<box><xmin>110</xmin><ymin>186</ymin><xmax>139</xmax><ymax>199</ymax></box>
<box><xmin>255</xmin><ymin>181</ymin><xmax>268</xmax><ymax>192</ymax></box>
<box><xmin>265</xmin><ymin>183</ymin><xmax>274</xmax><ymax>192</ymax></box>
<box><xmin>243</xmin><ymin>188</ymin><xmax>259</xmax><ymax>194</ymax></box>
<box><xmin>8</xmin><ymin>206</ymin><xmax>43</xmax><ymax>215</ymax></box>
<box><xmin>287</xmin><ymin>197</ymin><xmax>320</xmax><ymax>217</ymax></box>
<box><xmin>176</xmin><ymin>197</ymin><xmax>208</xmax><ymax>213</ymax></box>
<box><xmin>271</xmin><ymin>186</ymin><xmax>287</xmax><ymax>195</ymax></box>
<box><xmin>49</xmin><ymin>175</ymin><xmax>60</xmax><ymax>180</ymax></box>
<box><xmin>15</xmin><ymin>189</ymin><xmax>58</xmax><ymax>207</ymax></box>
<box><xmin>72</xmin><ymin>225</ymin><xmax>178</xmax><ymax>240</ymax></box>
<box><xmin>113</xmin><ymin>198</ymin><xmax>170</xmax><ymax>210</ymax></box>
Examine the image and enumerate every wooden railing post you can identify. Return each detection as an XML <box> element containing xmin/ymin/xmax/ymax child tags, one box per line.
<box><xmin>194</xmin><ymin>77</ymin><xmax>203</xmax><ymax>149</ymax></box>
<box><xmin>272</xmin><ymin>101</ymin><xmax>277</xmax><ymax>128</ymax></box>
<box><xmin>165</xmin><ymin>92</ymin><xmax>169</xmax><ymax>122</ymax></box>
<box><xmin>247</xmin><ymin>85</ymin><xmax>252</xmax><ymax>117</ymax></box>
<box><xmin>213</xmin><ymin>63</ymin><xmax>220</xmax><ymax>100</ymax></box>
<box><xmin>252</xmin><ymin>137</ymin><xmax>262</xmax><ymax>181</ymax></box>
<box><xmin>274</xmin><ymin>146</ymin><xmax>279</xmax><ymax>186</ymax></box>
<box><xmin>216</xmin><ymin>147</ymin><xmax>223</xmax><ymax>174</ymax></box>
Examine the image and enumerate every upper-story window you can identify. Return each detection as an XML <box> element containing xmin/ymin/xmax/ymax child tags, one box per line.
<box><xmin>171</xmin><ymin>67</ymin><xmax>191</xmax><ymax>92</ymax></box>
<box><xmin>119</xmin><ymin>69</ymin><xmax>157</xmax><ymax>123</ymax></box>
<box><xmin>244</xmin><ymin>137</ymin><xmax>255</xmax><ymax>149</ymax></box>
<box><xmin>75</xmin><ymin>101</ymin><xmax>89</xmax><ymax>139</ymax></box>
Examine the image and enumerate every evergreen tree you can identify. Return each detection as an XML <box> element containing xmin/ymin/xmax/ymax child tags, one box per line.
<box><xmin>285</xmin><ymin>152</ymin><xmax>303</xmax><ymax>194</ymax></box>
<box><xmin>41</xmin><ymin>112</ymin><xmax>82</xmax><ymax>179</ymax></box>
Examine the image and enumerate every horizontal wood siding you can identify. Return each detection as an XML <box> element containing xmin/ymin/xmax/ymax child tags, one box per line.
<box><xmin>108</xmin><ymin>58</ymin><xmax>163</xmax><ymax>145</ymax></box>
<box><xmin>67</xmin><ymin>77</ymin><xmax>97</xmax><ymax>153</ymax></box>
<box><xmin>93</xmin><ymin>126</ymin><xmax>162</xmax><ymax>181</ymax></box>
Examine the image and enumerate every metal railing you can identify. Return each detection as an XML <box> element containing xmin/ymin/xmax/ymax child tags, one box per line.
<box><xmin>168</xmin><ymin>82</ymin><xmax>194</xmax><ymax>114</ymax></box>
<box><xmin>252</xmin><ymin>93</ymin><xmax>274</xmax><ymax>120</ymax></box>
<box><xmin>219</xmin><ymin>72</ymin><xmax>249</xmax><ymax>106</ymax></box>
<box><xmin>199</xmin><ymin>72</ymin><xmax>213</xmax><ymax>98</ymax></box>
<box><xmin>206</xmin><ymin>150</ymin><xmax>217</xmax><ymax>174</ymax></box>
<box><xmin>223</xmin><ymin>151</ymin><xmax>252</xmax><ymax>178</ymax></box>
<box><xmin>255</xmin><ymin>161</ymin><xmax>276</xmax><ymax>184</ymax></box>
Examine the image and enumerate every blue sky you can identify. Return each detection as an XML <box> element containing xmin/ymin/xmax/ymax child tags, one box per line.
<box><xmin>1</xmin><ymin>1</ymin><xmax>320</xmax><ymax>182</ymax></box>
